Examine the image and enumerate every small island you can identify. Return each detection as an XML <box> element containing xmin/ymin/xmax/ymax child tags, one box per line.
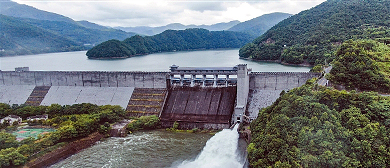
<box><xmin>86</xmin><ymin>28</ymin><xmax>255</xmax><ymax>59</ymax></box>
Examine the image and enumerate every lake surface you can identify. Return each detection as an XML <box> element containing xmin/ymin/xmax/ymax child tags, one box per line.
<box><xmin>0</xmin><ymin>49</ymin><xmax>310</xmax><ymax>72</ymax></box>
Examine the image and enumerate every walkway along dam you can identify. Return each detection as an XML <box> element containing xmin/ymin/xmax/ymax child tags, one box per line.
<box><xmin>0</xmin><ymin>65</ymin><xmax>320</xmax><ymax>129</ymax></box>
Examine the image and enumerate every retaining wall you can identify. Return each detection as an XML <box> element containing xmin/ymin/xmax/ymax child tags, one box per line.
<box><xmin>247</xmin><ymin>72</ymin><xmax>320</xmax><ymax>119</ymax></box>
<box><xmin>26</xmin><ymin>132</ymin><xmax>104</xmax><ymax>168</ymax></box>
<box><xmin>0</xmin><ymin>71</ymin><xmax>168</xmax><ymax>88</ymax></box>
<box><xmin>249</xmin><ymin>72</ymin><xmax>320</xmax><ymax>90</ymax></box>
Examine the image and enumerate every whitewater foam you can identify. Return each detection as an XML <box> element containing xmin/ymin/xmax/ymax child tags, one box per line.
<box><xmin>174</xmin><ymin>124</ymin><xmax>243</xmax><ymax>168</ymax></box>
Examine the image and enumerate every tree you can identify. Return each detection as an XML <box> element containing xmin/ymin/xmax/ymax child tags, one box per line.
<box><xmin>0</xmin><ymin>132</ymin><xmax>18</xmax><ymax>150</ymax></box>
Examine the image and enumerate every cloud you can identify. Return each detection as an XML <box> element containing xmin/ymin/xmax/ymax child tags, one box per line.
<box><xmin>13</xmin><ymin>0</ymin><xmax>326</xmax><ymax>27</ymax></box>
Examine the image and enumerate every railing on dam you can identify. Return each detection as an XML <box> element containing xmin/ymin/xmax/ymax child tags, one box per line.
<box><xmin>168</xmin><ymin>65</ymin><xmax>238</xmax><ymax>87</ymax></box>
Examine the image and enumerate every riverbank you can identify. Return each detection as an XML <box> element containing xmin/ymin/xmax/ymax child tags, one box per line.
<box><xmin>25</xmin><ymin>132</ymin><xmax>104</xmax><ymax>168</ymax></box>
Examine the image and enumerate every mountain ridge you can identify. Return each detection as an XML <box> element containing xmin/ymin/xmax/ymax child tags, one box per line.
<box><xmin>115</xmin><ymin>20</ymin><xmax>241</xmax><ymax>36</ymax></box>
<box><xmin>228</xmin><ymin>12</ymin><xmax>292</xmax><ymax>37</ymax></box>
<box><xmin>0</xmin><ymin>0</ymin><xmax>75</xmax><ymax>23</ymax></box>
<box><xmin>239</xmin><ymin>0</ymin><xmax>390</xmax><ymax>65</ymax></box>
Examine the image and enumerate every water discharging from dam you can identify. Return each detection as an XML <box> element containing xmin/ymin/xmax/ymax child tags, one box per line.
<box><xmin>174</xmin><ymin>124</ymin><xmax>245</xmax><ymax>168</ymax></box>
<box><xmin>50</xmin><ymin>125</ymin><xmax>246</xmax><ymax>168</ymax></box>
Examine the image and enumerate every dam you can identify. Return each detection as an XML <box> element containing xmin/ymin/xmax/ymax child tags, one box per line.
<box><xmin>0</xmin><ymin>65</ymin><xmax>320</xmax><ymax>128</ymax></box>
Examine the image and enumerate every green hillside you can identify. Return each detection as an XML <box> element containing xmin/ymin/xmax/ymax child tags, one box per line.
<box><xmin>23</xmin><ymin>18</ymin><xmax>135</xmax><ymax>45</ymax></box>
<box><xmin>0</xmin><ymin>14</ymin><xmax>81</xmax><ymax>56</ymax></box>
<box><xmin>0</xmin><ymin>14</ymin><xmax>136</xmax><ymax>56</ymax></box>
<box><xmin>327</xmin><ymin>39</ymin><xmax>390</xmax><ymax>93</ymax></box>
<box><xmin>239</xmin><ymin>0</ymin><xmax>390</xmax><ymax>65</ymax></box>
<box><xmin>228</xmin><ymin>12</ymin><xmax>292</xmax><ymax>37</ymax></box>
<box><xmin>86</xmin><ymin>28</ymin><xmax>255</xmax><ymax>59</ymax></box>
<box><xmin>249</xmin><ymin>80</ymin><xmax>390</xmax><ymax>167</ymax></box>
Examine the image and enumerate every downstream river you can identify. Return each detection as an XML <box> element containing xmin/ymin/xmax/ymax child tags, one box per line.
<box><xmin>50</xmin><ymin>126</ymin><xmax>247</xmax><ymax>168</ymax></box>
<box><xmin>0</xmin><ymin>49</ymin><xmax>310</xmax><ymax>72</ymax></box>
<box><xmin>1</xmin><ymin>49</ymin><xmax>309</xmax><ymax>167</ymax></box>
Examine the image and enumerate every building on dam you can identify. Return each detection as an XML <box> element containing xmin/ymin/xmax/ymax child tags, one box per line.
<box><xmin>0</xmin><ymin>65</ymin><xmax>320</xmax><ymax>129</ymax></box>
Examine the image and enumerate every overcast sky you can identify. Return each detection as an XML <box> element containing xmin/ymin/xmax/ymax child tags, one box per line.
<box><xmin>13</xmin><ymin>0</ymin><xmax>326</xmax><ymax>27</ymax></box>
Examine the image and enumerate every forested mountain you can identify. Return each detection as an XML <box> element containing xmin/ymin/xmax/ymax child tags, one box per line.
<box><xmin>239</xmin><ymin>0</ymin><xmax>390</xmax><ymax>65</ymax></box>
<box><xmin>0</xmin><ymin>15</ymin><xmax>82</xmax><ymax>56</ymax></box>
<box><xmin>22</xmin><ymin>18</ymin><xmax>135</xmax><ymax>46</ymax></box>
<box><xmin>228</xmin><ymin>12</ymin><xmax>291</xmax><ymax>37</ymax></box>
<box><xmin>0</xmin><ymin>0</ymin><xmax>75</xmax><ymax>23</ymax></box>
<box><xmin>249</xmin><ymin>80</ymin><xmax>390</xmax><ymax>167</ymax></box>
<box><xmin>328</xmin><ymin>39</ymin><xmax>390</xmax><ymax>93</ymax></box>
<box><xmin>86</xmin><ymin>28</ymin><xmax>255</xmax><ymax>58</ymax></box>
<box><xmin>0</xmin><ymin>0</ymin><xmax>136</xmax><ymax>56</ymax></box>
<box><xmin>0</xmin><ymin>15</ymin><xmax>136</xmax><ymax>56</ymax></box>
<box><xmin>115</xmin><ymin>21</ymin><xmax>240</xmax><ymax>36</ymax></box>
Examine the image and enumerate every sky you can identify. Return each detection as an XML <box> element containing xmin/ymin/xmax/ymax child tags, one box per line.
<box><xmin>13</xmin><ymin>0</ymin><xmax>326</xmax><ymax>27</ymax></box>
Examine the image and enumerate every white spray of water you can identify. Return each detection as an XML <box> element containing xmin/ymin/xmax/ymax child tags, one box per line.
<box><xmin>175</xmin><ymin>124</ymin><xmax>243</xmax><ymax>168</ymax></box>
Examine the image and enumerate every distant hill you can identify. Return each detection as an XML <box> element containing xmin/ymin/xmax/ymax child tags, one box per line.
<box><xmin>0</xmin><ymin>14</ymin><xmax>81</xmax><ymax>56</ymax></box>
<box><xmin>228</xmin><ymin>12</ymin><xmax>292</xmax><ymax>37</ymax></box>
<box><xmin>115</xmin><ymin>21</ymin><xmax>240</xmax><ymax>36</ymax></box>
<box><xmin>22</xmin><ymin>18</ymin><xmax>135</xmax><ymax>45</ymax></box>
<box><xmin>87</xmin><ymin>28</ymin><xmax>255</xmax><ymax>59</ymax></box>
<box><xmin>0</xmin><ymin>1</ymin><xmax>137</xmax><ymax>56</ymax></box>
<box><xmin>0</xmin><ymin>14</ymin><xmax>136</xmax><ymax>56</ymax></box>
<box><xmin>76</xmin><ymin>20</ymin><xmax>111</xmax><ymax>31</ymax></box>
<box><xmin>0</xmin><ymin>0</ymin><xmax>75</xmax><ymax>23</ymax></box>
<box><xmin>239</xmin><ymin>0</ymin><xmax>390</xmax><ymax>65</ymax></box>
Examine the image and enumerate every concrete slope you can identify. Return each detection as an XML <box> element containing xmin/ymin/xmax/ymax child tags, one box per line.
<box><xmin>41</xmin><ymin>86</ymin><xmax>134</xmax><ymax>108</ymax></box>
<box><xmin>0</xmin><ymin>85</ymin><xmax>35</xmax><ymax>105</ymax></box>
<box><xmin>161</xmin><ymin>87</ymin><xmax>236</xmax><ymax>129</ymax></box>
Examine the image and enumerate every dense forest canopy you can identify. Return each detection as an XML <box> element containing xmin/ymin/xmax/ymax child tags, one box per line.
<box><xmin>86</xmin><ymin>28</ymin><xmax>255</xmax><ymax>59</ymax></box>
<box><xmin>0</xmin><ymin>103</ymin><xmax>126</xmax><ymax>167</ymax></box>
<box><xmin>248</xmin><ymin>80</ymin><xmax>390</xmax><ymax>167</ymax></box>
<box><xmin>239</xmin><ymin>0</ymin><xmax>390</xmax><ymax>65</ymax></box>
<box><xmin>328</xmin><ymin>40</ymin><xmax>390</xmax><ymax>93</ymax></box>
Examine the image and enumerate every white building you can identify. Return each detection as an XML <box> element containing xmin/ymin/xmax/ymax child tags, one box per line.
<box><xmin>0</xmin><ymin>115</ymin><xmax>22</xmax><ymax>125</ymax></box>
<box><xmin>27</xmin><ymin>114</ymin><xmax>48</xmax><ymax>121</ymax></box>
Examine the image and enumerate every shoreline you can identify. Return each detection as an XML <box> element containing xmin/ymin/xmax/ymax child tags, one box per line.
<box><xmin>25</xmin><ymin>132</ymin><xmax>104</xmax><ymax>168</ymax></box>
<box><xmin>239</xmin><ymin>57</ymin><xmax>313</xmax><ymax>67</ymax></box>
<box><xmin>87</xmin><ymin>48</ymin><xmax>240</xmax><ymax>60</ymax></box>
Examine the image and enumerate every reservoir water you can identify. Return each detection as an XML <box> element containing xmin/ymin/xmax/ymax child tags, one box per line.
<box><xmin>0</xmin><ymin>49</ymin><xmax>310</xmax><ymax>72</ymax></box>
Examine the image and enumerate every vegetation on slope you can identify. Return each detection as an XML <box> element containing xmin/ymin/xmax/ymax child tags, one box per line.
<box><xmin>328</xmin><ymin>40</ymin><xmax>390</xmax><ymax>93</ymax></box>
<box><xmin>0</xmin><ymin>14</ymin><xmax>82</xmax><ymax>56</ymax></box>
<box><xmin>248</xmin><ymin>80</ymin><xmax>390</xmax><ymax>167</ymax></box>
<box><xmin>86</xmin><ymin>28</ymin><xmax>255</xmax><ymax>59</ymax></box>
<box><xmin>239</xmin><ymin>0</ymin><xmax>390</xmax><ymax>65</ymax></box>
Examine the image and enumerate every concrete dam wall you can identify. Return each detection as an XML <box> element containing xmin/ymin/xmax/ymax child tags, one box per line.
<box><xmin>0</xmin><ymin>71</ymin><xmax>168</xmax><ymax>88</ymax></box>
<box><xmin>247</xmin><ymin>72</ymin><xmax>320</xmax><ymax>120</ymax></box>
<box><xmin>249</xmin><ymin>72</ymin><xmax>320</xmax><ymax>90</ymax></box>
<box><xmin>0</xmin><ymin>70</ymin><xmax>320</xmax><ymax>128</ymax></box>
<box><xmin>160</xmin><ymin>87</ymin><xmax>237</xmax><ymax>129</ymax></box>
